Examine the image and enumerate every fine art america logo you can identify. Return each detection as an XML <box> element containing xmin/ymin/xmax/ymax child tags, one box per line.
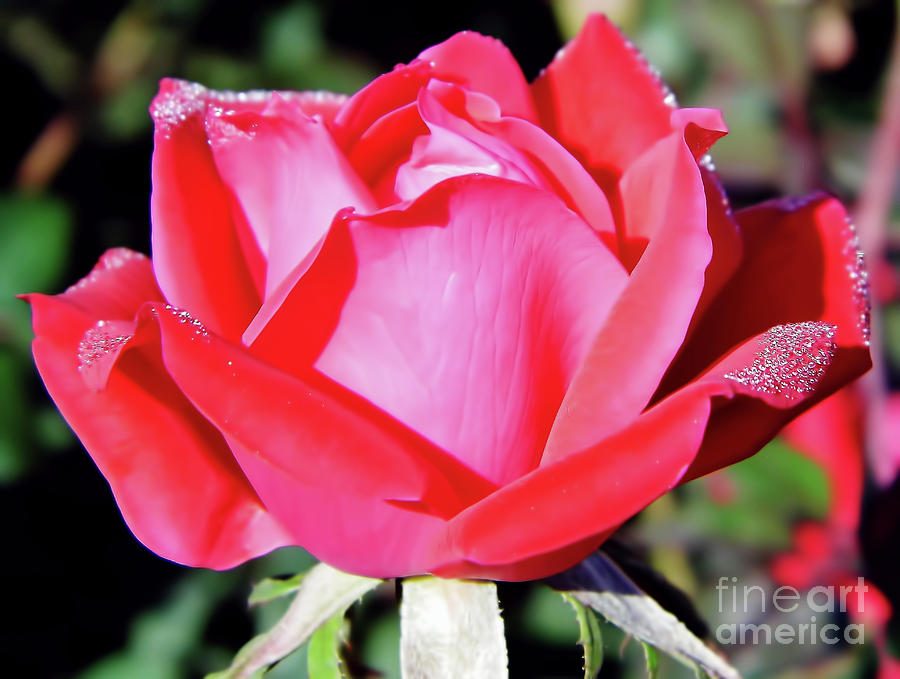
<box><xmin>715</xmin><ymin>577</ymin><xmax>868</xmax><ymax>645</ymax></box>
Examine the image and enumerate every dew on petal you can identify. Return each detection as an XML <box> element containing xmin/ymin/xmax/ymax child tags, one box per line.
<box><xmin>77</xmin><ymin>320</ymin><xmax>134</xmax><ymax>390</ymax></box>
<box><xmin>336</xmin><ymin>206</ymin><xmax>357</xmax><ymax>222</ymax></box>
<box><xmin>154</xmin><ymin>304</ymin><xmax>211</xmax><ymax>341</ymax></box>
<box><xmin>150</xmin><ymin>80</ymin><xmax>208</xmax><ymax>135</ymax></box>
<box><xmin>841</xmin><ymin>215</ymin><xmax>871</xmax><ymax>346</ymax></box>
<box><xmin>619</xmin><ymin>33</ymin><xmax>679</xmax><ymax>109</ymax></box>
<box><xmin>724</xmin><ymin>321</ymin><xmax>837</xmax><ymax>399</ymax></box>
<box><xmin>699</xmin><ymin>153</ymin><xmax>717</xmax><ymax>172</ymax></box>
<box><xmin>151</xmin><ymin>79</ymin><xmax>277</xmax><ymax>138</ymax></box>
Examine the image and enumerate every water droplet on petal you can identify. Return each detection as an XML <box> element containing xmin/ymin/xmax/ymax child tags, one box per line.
<box><xmin>724</xmin><ymin>321</ymin><xmax>837</xmax><ymax>399</ymax></box>
<box><xmin>336</xmin><ymin>206</ymin><xmax>357</xmax><ymax>222</ymax></box>
<box><xmin>159</xmin><ymin>305</ymin><xmax>210</xmax><ymax>341</ymax></box>
<box><xmin>77</xmin><ymin>319</ymin><xmax>134</xmax><ymax>390</ymax></box>
<box><xmin>840</xmin><ymin>215</ymin><xmax>871</xmax><ymax>346</ymax></box>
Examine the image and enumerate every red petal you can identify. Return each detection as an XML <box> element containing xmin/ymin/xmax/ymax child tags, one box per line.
<box><xmin>333</xmin><ymin>61</ymin><xmax>434</xmax><ymax>151</ymax></box>
<box><xmin>418</xmin><ymin>81</ymin><xmax>617</xmax><ymax>237</ymax></box>
<box><xmin>660</xmin><ymin>193</ymin><xmax>871</xmax><ymax>419</ymax></box>
<box><xmin>417</xmin><ymin>31</ymin><xmax>537</xmax><ymax>122</ymax></box>
<box><xmin>335</xmin><ymin>30</ymin><xmax>536</xmax><ymax>159</ymax></box>
<box><xmin>394</xmin><ymin>85</ymin><xmax>549</xmax><ymax>199</ymax></box>
<box><xmin>60</xmin><ymin>248</ymin><xmax>160</xmax><ymax>318</ymax></box>
<box><xmin>150</xmin><ymin>79</ymin><xmax>265</xmax><ymax>339</ymax></box>
<box><xmin>531</xmin><ymin>14</ymin><xmax>676</xmax><ymax>196</ymax></box>
<box><xmin>287</xmin><ymin>90</ymin><xmax>348</xmax><ymax>125</ymax></box>
<box><xmin>26</xmin><ymin>253</ymin><xmax>288</xmax><ymax>569</ymax></box>
<box><xmin>146</xmin><ymin>303</ymin><xmax>498</xmax><ymax>577</ymax></box>
<box><xmin>447</xmin><ymin>387</ymin><xmax>711</xmax><ymax>573</ymax></box>
<box><xmin>542</xmin><ymin>119</ymin><xmax>713</xmax><ymax>464</ymax></box>
<box><xmin>447</xmin><ymin>319</ymin><xmax>846</xmax><ymax>579</ymax></box>
<box><xmin>206</xmin><ymin>95</ymin><xmax>374</xmax><ymax>299</ymax></box>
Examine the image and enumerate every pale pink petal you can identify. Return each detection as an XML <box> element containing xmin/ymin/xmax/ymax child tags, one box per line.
<box><xmin>310</xmin><ymin>176</ymin><xmax>627</xmax><ymax>485</ymax></box>
<box><xmin>207</xmin><ymin>95</ymin><xmax>375</xmax><ymax>299</ymax></box>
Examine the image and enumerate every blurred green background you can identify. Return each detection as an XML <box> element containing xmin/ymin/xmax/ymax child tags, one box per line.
<box><xmin>2</xmin><ymin>0</ymin><xmax>900</xmax><ymax>677</ymax></box>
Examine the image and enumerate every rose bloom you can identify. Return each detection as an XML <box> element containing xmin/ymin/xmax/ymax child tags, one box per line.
<box><xmin>26</xmin><ymin>16</ymin><xmax>871</xmax><ymax>580</ymax></box>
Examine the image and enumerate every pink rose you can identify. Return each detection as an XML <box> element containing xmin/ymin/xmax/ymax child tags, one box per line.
<box><xmin>26</xmin><ymin>15</ymin><xmax>871</xmax><ymax>580</ymax></box>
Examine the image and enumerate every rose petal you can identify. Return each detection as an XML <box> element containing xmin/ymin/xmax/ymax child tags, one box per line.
<box><xmin>446</xmin><ymin>387</ymin><xmax>712</xmax><ymax>577</ymax></box>
<box><xmin>150</xmin><ymin>79</ymin><xmax>266</xmax><ymax>339</ymax></box>
<box><xmin>25</xmin><ymin>253</ymin><xmax>289</xmax><ymax>569</ymax></box>
<box><xmin>531</xmin><ymin>14</ymin><xmax>675</xmax><ymax>197</ymax></box>
<box><xmin>334</xmin><ymin>29</ymin><xmax>536</xmax><ymax>155</ymax></box>
<box><xmin>683</xmin><ymin>316</ymin><xmax>867</xmax><ymax>481</ymax></box>
<box><xmin>691</xmin><ymin>166</ymin><xmax>743</xmax><ymax>320</ymax></box>
<box><xmin>394</xmin><ymin>86</ymin><xmax>549</xmax><ymax>200</ymax></box>
<box><xmin>348</xmin><ymin>101</ymin><xmax>427</xmax><ymax>197</ymax></box>
<box><xmin>445</xmin><ymin>319</ymin><xmax>844</xmax><ymax>579</ymax></box>
<box><xmin>288</xmin><ymin>90</ymin><xmax>349</xmax><ymax>125</ymax></box>
<box><xmin>206</xmin><ymin>94</ymin><xmax>375</xmax><ymax>299</ymax></box>
<box><xmin>303</xmin><ymin>176</ymin><xmax>627</xmax><ymax>485</ymax></box>
<box><xmin>143</xmin><ymin>303</ymin><xmax>498</xmax><ymax>577</ymax></box>
<box><xmin>411</xmin><ymin>81</ymin><xmax>618</xmax><ymax>237</ymax></box>
<box><xmin>60</xmin><ymin>248</ymin><xmax>160</xmax><ymax>318</ymax></box>
<box><xmin>542</xmin><ymin>118</ymin><xmax>714</xmax><ymax>464</ymax></box>
<box><xmin>659</xmin><ymin>193</ymin><xmax>871</xmax><ymax>408</ymax></box>
<box><xmin>417</xmin><ymin>30</ymin><xmax>537</xmax><ymax>122</ymax></box>
<box><xmin>333</xmin><ymin>61</ymin><xmax>435</xmax><ymax>151</ymax></box>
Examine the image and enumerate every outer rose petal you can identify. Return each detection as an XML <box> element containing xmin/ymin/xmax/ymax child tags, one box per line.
<box><xmin>310</xmin><ymin>176</ymin><xmax>627</xmax><ymax>485</ymax></box>
<box><xmin>206</xmin><ymin>95</ymin><xmax>375</xmax><ymax>299</ymax></box>
<box><xmin>144</xmin><ymin>303</ymin><xmax>497</xmax><ymax>577</ymax></box>
<box><xmin>658</xmin><ymin>194</ymin><xmax>871</xmax><ymax>477</ymax></box>
<box><xmin>150</xmin><ymin>80</ymin><xmax>266</xmax><ymax>339</ymax></box>
<box><xmin>26</xmin><ymin>251</ymin><xmax>290</xmax><ymax>569</ymax></box>
<box><xmin>532</xmin><ymin>14</ymin><xmax>675</xmax><ymax>198</ymax></box>
<box><xmin>444</xmin><ymin>388</ymin><xmax>712</xmax><ymax>579</ymax></box>
<box><xmin>542</xmin><ymin>114</ymin><xmax>720</xmax><ymax>464</ymax></box>
<box><xmin>444</xmin><ymin>320</ymin><xmax>839</xmax><ymax>580</ymax></box>
<box><xmin>691</xmin><ymin>167</ymin><xmax>743</xmax><ymax>321</ymax></box>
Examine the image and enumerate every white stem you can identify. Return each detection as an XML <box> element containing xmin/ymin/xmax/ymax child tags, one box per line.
<box><xmin>400</xmin><ymin>577</ymin><xmax>508</xmax><ymax>679</ymax></box>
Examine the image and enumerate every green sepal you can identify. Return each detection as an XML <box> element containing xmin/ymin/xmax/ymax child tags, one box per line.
<box><xmin>561</xmin><ymin>592</ymin><xmax>604</xmax><ymax>678</ymax></box>
<box><xmin>307</xmin><ymin>610</ymin><xmax>349</xmax><ymax>679</ymax></box>
<box><xmin>207</xmin><ymin>563</ymin><xmax>380</xmax><ymax>679</ymax></box>
<box><xmin>642</xmin><ymin>642</ymin><xmax>659</xmax><ymax>679</ymax></box>
<box><xmin>248</xmin><ymin>573</ymin><xmax>306</xmax><ymax>606</ymax></box>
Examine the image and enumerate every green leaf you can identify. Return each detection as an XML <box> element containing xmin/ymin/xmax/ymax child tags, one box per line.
<box><xmin>561</xmin><ymin>593</ymin><xmax>603</xmax><ymax>679</ymax></box>
<box><xmin>400</xmin><ymin>577</ymin><xmax>508</xmax><ymax>679</ymax></box>
<box><xmin>249</xmin><ymin>573</ymin><xmax>306</xmax><ymax>606</ymax></box>
<box><xmin>307</xmin><ymin>610</ymin><xmax>348</xmax><ymax>679</ymax></box>
<box><xmin>642</xmin><ymin>642</ymin><xmax>660</xmax><ymax>679</ymax></box>
<box><xmin>207</xmin><ymin>563</ymin><xmax>380</xmax><ymax>679</ymax></box>
<box><xmin>0</xmin><ymin>192</ymin><xmax>72</xmax><ymax>350</ymax></box>
<box><xmin>550</xmin><ymin>553</ymin><xmax>739</xmax><ymax>679</ymax></box>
